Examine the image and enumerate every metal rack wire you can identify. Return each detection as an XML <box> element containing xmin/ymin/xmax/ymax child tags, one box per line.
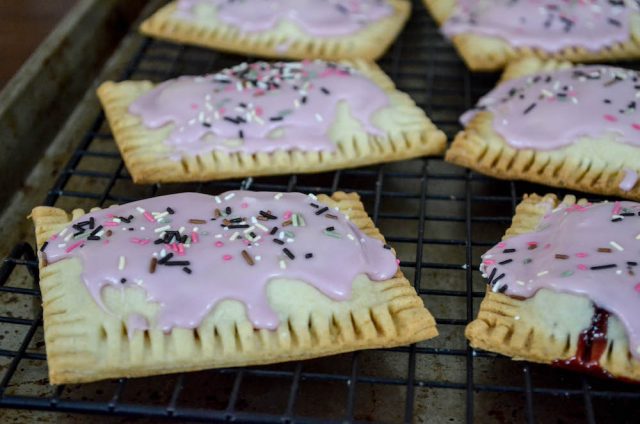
<box><xmin>1</xmin><ymin>1</ymin><xmax>639</xmax><ymax>422</ymax></box>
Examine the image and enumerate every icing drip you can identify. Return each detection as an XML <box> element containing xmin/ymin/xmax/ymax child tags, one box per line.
<box><xmin>176</xmin><ymin>0</ymin><xmax>393</xmax><ymax>37</ymax></box>
<box><xmin>41</xmin><ymin>192</ymin><xmax>398</xmax><ymax>332</ymax></box>
<box><xmin>480</xmin><ymin>201</ymin><xmax>640</xmax><ymax>360</ymax></box>
<box><xmin>462</xmin><ymin>65</ymin><xmax>640</xmax><ymax>150</ymax></box>
<box><xmin>129</xmin><ymin>61</ymin><xmax>389</xmax><ymax>159</ymax></box>
<box><xmin>442</xmin><ymin>0</ymin><xmax>634</xmax><ymax>53</ymax></box>
<box><xmin>620</xmin><ymin>168</ymin><xmax>639</xmax><ymax>192</ymax></box>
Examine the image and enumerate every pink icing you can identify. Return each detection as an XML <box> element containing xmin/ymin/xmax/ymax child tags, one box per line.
<box><xmin>175</xmin><ymin>0</ymin><xmax>393</xmax><ymax>37</ymax></box>
<box><xmin>129</xmin><ymin>61</ymin><xmax>389</xmax><ymax>159</ymax></box>
<box><xmin>442</xmin><ymin>0</ymin><xmax>635</xmax><ymax>53</ymax></box>
<box><xmin>41</xmin><ymin>192</ymin><xmax>397</xmax><ymax>332</ymax></box>
<box><xmin>480</xmin><ymin>201</ymin><xmax>640</xmax><ymax>360</ymax></box>
<box><xmin>620</xmin><ymin>168</ymin><xmax>639</xmax><ymax>191</ymax></box>
<box><xmin>462</xmin><ymin>65</ymin><xmax>640</xmax><ymax>150</ymax></box>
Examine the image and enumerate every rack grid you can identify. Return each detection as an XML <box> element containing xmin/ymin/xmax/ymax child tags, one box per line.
<box><xmin>1</xmin><ymin>1</ymin><xmax>639</xmax><ymax>422</ymax></box>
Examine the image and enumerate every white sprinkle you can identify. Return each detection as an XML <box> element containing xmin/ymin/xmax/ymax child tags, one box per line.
<box><xmin>118</xmin><ymin>256</ymin><xmax>126</xmax><ymax>271</ymax></box>
<box><xmin>160</xmin><ymin>249</ymin><xmax>167</xmax><ymax>257</ymax></box>
<box><xmin>307</xmin><ymin>193</ymin><xmax>317</xmax><ymax>200</ymax></box>
<box><xmin>255</xmin><ymin>222</ymin><xmax>268</xmax><ymax>232</ymax></box>
<box><xmin>215</xmin><ymin>234</ymin><xmax>222</xmax><ymax>238</ymax></box>
<box><xmin>243</xmin><ymin>226</ymin><xmax>255</xmax><ymax>234</ymax></box>
<box><xmin>274</xmin><ymin>193</ymin><xmax>283</xmax><ymax>200</ymax></box>
<box><xmin>136</xmin><ymin>207</ymin><xmax>146</xmax><ymax>213</ymax></box>
<box><xmin>315</xmin><ymin>113</ymin><xmax>323</xmax><ymax>122</ymax></box>
<box><xmin>610</xmin><ymin>241</ymin><xmax>624</xmax><ymax>251</ymax></box>
<box><xmin>179</xmin><ymin>226</ymin><xmax>185</xmax><ymax>234</ymax></box>
<box><xmin>230</xmin><ymin>231</ymin><xmax>241</xmax><ymax>241</ymax></box>
<box><xmin>113</xmin><ymin>218</ymin><xmax>121</xmax><ymax>223</ymax></box>
<box><xmin>255</xmin><ymin>255</ymin><xmax>261</xmax><ymax>261</ymax></box>
<box><xmin>59</xmin><ymin>228</ymin><xmax>68</xmax><ymax>237</ymax></box>
<box><xmin>515</xmin><ymin>280</ymin><xmax>525</xmax><ymax>286</ymax></box>
<box><xmin>140</xmin><ymin>227</ymin><xmax>145</xmax><ymax>231</ymax></box>
<box><xmin>215</xmin><ymin>196</ymin><xmax>221</xmax><ymax>204</ymax></box>
<box><xmin>347</xmin><ymin>234</ymin><xmax>355</xmax><ymax>241</ymax></box>
<box><xmin>155</xmin><ymin>225</ymin><xmax>171</xmax><ymax>233</ymax></box>
<box><xmin>64</xmin><ymin>233</ymin><xmax>73</xmax><ymax>242</ymax></box>
<box><xmin>224</xmin><ymin>193</ymin><xmax>236</xmax><ymax>200</ymax></box>
<box><xmin>514</xmin><ymin>316</ymin><xmax>520</xmax><ymax>321</ymax></box>
<box><xmin>193</xmin><ymin>227</ymin><xmax>199</xmax><ymax>232</ymax></box>
<box><xmin>636</xmin><ymin>233</ymin><xmax>640</xmax><ymax>240</ymax></box>
<box><xmin>536</xmin><ymin>270</ymin><xmax>549</xmax><ymax>277</ymax></box>
<box><xmin>616</xmin><ymin>270</ymin><xmax>623</xmax><ymax>275</ymax></box>
<box><xmin>279</xmin><ymin>259</ymin><xmax>287</xmax><ymax>269</ymax></box>
<box><xmin>57</xmin><ymin>243</ymin><xmax>66</xmax><ymax>248</ymax></box>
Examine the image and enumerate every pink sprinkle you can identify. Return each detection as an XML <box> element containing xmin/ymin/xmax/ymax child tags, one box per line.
<box><xmin>283</xmin><ymin>211</ymin><xmax>292</xmax><ymax>220</ymax></box>
<box><xmin>177</xmin><ymin>244</ymin><xmax>185</xmax><ymax>256</ymax></box>
<box><xmin>603</xmin><ymin>114</ymin><xmax>618</xmax><ymax>122</ymax></box>
<box><xmin>633</xmin><ymin>124</ymin><xmax>640</xmax><ymax>131</ymax></box>
<box><xmin>223</xmin><ymin>254</ymin><xmax>233</xmax><ymax>261</ymax></box>
<box><xmin>143</xmin><ymin>212</ymin><xmax>155</xmax><ymax>223</ymax></box>
<box><xmin>103</xmin><ymin>240</ymin><xmax>109</xmax><ymax>245</ymax></box>
<box><xmin>255</xmin><ymin>106</ymin><xmax>263</xmax><ymax>116</ymax></box>
<box><xmin>104</xmin><ymin>221</ymin><xmax>118</xmax><ymax>227</ymax></box>
<box><xmin>635</xmin><ymin>283</ymin><xmax>640</xmax><ymax>293</ymax></box>
<box><xmin>50</xmin><ymin>234</ymin><xmax>58</xmax><ymax>241</ymax></box>
<box><xmin>497</xmin><ymin>242</ymin><xmax>506</xmax><ymax>248</ymax></box>
<box><xmin>575</xmin><ymin>252</ymin><xmax>588</xmax><ymax>258</ymax></box>
<box><xmin>218</xmin><ymin>107</ymin><xmax>226</xmax><ymax>114</ymax></box>
<box><xmin>240</xmin><ymin>202</ymin><xmax>249</xmax><ymax>209</ymax></box>
<box><xmin>215</xmin><ymin>241</ymin><xmax>224</xmax><ymax>247</ymax></box>
<box><xmin>483</xmin><ymin>259</ymin><xmax>496</xmax><ymax>266</ymax></box>
<box><xmin>577</xmin><ymin>264</ymin><xmax>588</xmax><ymax>271</ymax></box>
<box><xmin>191</xmin><ymin>232</ymin><xmax>199</xmax><ymax>243</ymax></box>
<box><xmin>130</xmin><ymin>237</ymin><xmax>142</xmax><ymax>244</ymax></box>
<box><xmin>527</xmin><ymin>241</ymin><xmax>538</xmax><ymax>246</ymax></box>
<box><xmin>612</xmin><ymin>201</ymin><xmax>622</xmax><ymax>216</ymax></box>
<box><xmin>139</xmin><ymin>239</ymin><xmax>150</xmax><ymax>246</ymax></box>
<box><xmin>106</xmin><ymin>213</ymin><xmax>115</xmax><ymax>218</ymax></box>
<box><xmin>65</xmin><ymin>241</ymin><xmax>83</xmax><ymax>253</ymax></box>
<box><xmin>243</xmin><ymin>239</ymin><xmax>250</xmax><ymax>246</ymax></box>
<box><xmin>396</xmin><ymin>259</ymin><xmax>401</xmax><ymax>265</ymax></box>
<box><xmin>190</xmin><ymin>103</ymin><xmax>199</xmax><ymax>110</ymax></box>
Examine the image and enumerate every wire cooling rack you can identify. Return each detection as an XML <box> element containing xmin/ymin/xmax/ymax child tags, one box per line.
<box><xmin>1</xmin><ymin>1</ymin><xmax>640</xmax><ymax>422</ymax></box>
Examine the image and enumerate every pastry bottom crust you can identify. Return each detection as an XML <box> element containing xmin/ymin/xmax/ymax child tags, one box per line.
<box><xmin>423</xmin><ymin>0</ymin><xmax>640</xmax><ymax>71</ymax></box>
<box><xmin>32</xmin><ymin>192</ymin><xmax>438</xmax><ymax>384</ymax></box>
<box><xmin>445</xmin><ymin>58</ymin><xmax>640</xmax><ymax>201</ymax></box>
<box><xmin>466</xmin><ymin>194</ymin><xmax>640</xmax><ymax>381</ymax></box>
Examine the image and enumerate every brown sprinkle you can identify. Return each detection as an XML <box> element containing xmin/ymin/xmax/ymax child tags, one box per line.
<box><xmin>282</xmin><ymin>220</ymin><xmax>293</xmax><ymax>227</ymax></box>
<box><xmin>241</xmin><ymin>250</ymin><xmax>254</xmax><ymax>266</ymax></box>
<box><xmin>597</xmin><ymin>248</ymin><xmax>612</xmax><ymax>253</ymax></box>
<box><xmin>149</xmin><ymin>257</ymin><xmax>158</xmax><ymax>274</ymax></box>
<box><xmin>325</xmin><ymin>214</ymin><xmax>338</xmax><ymax>220</ymax></box>
<box><xmin>188</xmin><ymin>219</ymin><xmax>207</xmax><ymax>224</ymax></box>
<box><xmin>106</xmin><ymin>230</ymin><xmax>113</xmax><ymax>237</ymax></box>
<box><xmin>214</xmin><ymin>208</ymin><xmax>221</xmax><ymax>218</ymax></box>
<box><xmin>555</xmin><ymin>254</ymin><xmax>569</xmax><ymax>260</ymax></box>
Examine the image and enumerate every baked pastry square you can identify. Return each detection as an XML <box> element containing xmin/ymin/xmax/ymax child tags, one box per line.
<box><xmin>467</xmin><ymin>193</ymin><xmax>640</xmax><ymax>382</ymax></box>
<box><xmin>33</xmin><ymin>191</ymin><xmax>437</xmax><ymax>384</ymax></box>
<box><xmin>140</xmin><ymin>0</ymin><xmax>411</xmax><ymax>61</ymax></box>
<box><xmin>446</xmin><ymin>58</ymin><xmax>640</xmax><ymax>201</ymax></box>
<box><xmin>424</xmin><ymin>0</ymin><xmax>640</xmax><ymax>71</ymax></box>
<box><xmin>98</xmin><ymin>60</ymin><xmax>446</xmax><ymax>184</ymax></box>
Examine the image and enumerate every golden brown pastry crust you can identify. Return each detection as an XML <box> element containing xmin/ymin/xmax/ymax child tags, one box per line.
<box><xmin>423</xmin><ymin>0</ymin><xmax>640</xmax><ymax>71</ymax></box>
<box><xmin>97</xmin><ymin>59</ymin><xmax>446</xmax><ymax>184</ymax></box>
<box><xmin>32</xmin><ymin>192</ymin><xmax>438</xmax><ymax>384</ymax></box>
<box><xmin>466</xmin><ymin>193</ymin><xmax>640</xmax><ymax>381</ymax></box>
<box><xmin>445</xmin><ymin>58</ymin><xmax>640</xmax><ymax>201</ymax></box>
<box><xmin>140</xmin><ymin>0</ymin><xmax>411</xmax><ymax>61</ymax></box>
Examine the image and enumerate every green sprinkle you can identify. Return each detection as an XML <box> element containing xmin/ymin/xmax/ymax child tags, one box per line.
<box><xmin>561</xmin><ymin>270</ymin><xmax>574</xmax><ymax>277</ymax></box>
<box><xmin>324</xmin><ymin>229</ymin><xmax>342</xmax><ymax>239</ymax></box>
